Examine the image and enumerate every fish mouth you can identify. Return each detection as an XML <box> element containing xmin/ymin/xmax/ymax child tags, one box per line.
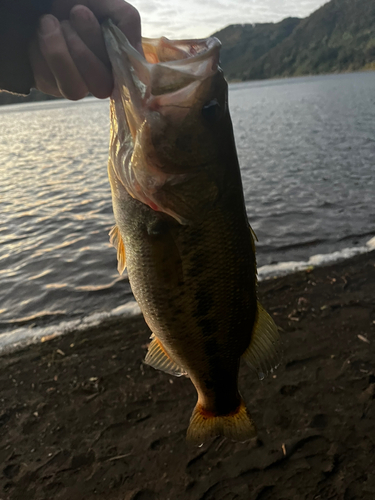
<box><xmin>102</xmin><ymin>20</ymin><xmax>221</xmax><ymax>129</ymax></box>
<box><xmin>102</xmin><ymin>20</ymin><xmax>223</xmax><ymax>224</ymax></box>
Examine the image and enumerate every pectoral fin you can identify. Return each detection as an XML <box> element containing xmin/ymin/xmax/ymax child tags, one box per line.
<box><xmin>145</xmin><ymin>335</ymin><xmax>187</xmax><ymax>377</ymax></box>
<box><xmin>109</xmin><ymin>225</ymin><xmax>126</xmax><ymax>275</ymax></box>
<box><xmin>156</xmin><ymin>173</ymin><xmax>219</xmax><ymax>225</ymax></box>
<box><xmin>242</xmin><ymin>302</ymin><xmax>281</xmax><ymax>380</ymax></box>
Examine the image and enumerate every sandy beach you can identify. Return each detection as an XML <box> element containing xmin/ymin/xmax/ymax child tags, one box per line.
<box><xmin>1</xmin><ymin>251</ymin><xmax>374</xmax><ymax>500</ymax></box>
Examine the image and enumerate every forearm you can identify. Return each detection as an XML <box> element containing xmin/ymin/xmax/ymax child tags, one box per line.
<box><xmin>0</xmin><ymin>0</ymin><xmax>54</xmax><ymax>94</ymax></box>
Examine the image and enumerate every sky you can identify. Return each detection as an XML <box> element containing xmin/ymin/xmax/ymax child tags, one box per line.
<box><xmin>131</xmin><ymin>0</ymin><xmax>330</xmax><ymax>39</ymax></box>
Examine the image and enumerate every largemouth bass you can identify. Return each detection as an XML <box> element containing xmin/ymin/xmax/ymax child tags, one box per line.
<box><xmin>102</xmin><ymin>20</ymin><xmax>280</xmax><ymax>444</ymax></box>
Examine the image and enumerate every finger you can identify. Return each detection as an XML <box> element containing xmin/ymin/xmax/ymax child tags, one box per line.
<box><xmin>104</xmin><ymin>1</ymin><xmax>143</xmax><ymax>54</ymax></box>
<box><xmin>51</xmin><ymin>0</ymin><xmax>143</xmax><ymax>54</ymax></box>
<box><xmin>61</xmin><ymin>20</ymin><xmax>113</xmax><ymax>99</ymax></box>
<box><xmin>38</xmin><ymin>14</ymin><xmax>89</xmax><ymax>100</ymax></box>
<box><xmin>29</xmin><ymin>38</ymin><xmax>62</xmax><ymax>97</ymax></box>
<box><xmin>69</xmin><ymin>5</ymin><xmax>110</xmax><ymax>67</ymax></box>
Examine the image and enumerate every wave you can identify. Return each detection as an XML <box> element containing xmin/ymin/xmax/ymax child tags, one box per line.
<box><xmin>258</xmin><ymin>236</ymin><xmax>375</xmax><ymax>279</ymax></box>
<box><xmin>1</xmin><ymin>236</ymin><xmax>374</xmax><ymax>357</ymax></box>
<box><xmin>0</xmin><ymin>302</ymin><xmax>140</xmax><ymax>356</ymax></box>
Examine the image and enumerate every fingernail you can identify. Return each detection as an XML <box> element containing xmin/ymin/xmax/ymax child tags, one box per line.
<box><xmin>39</xmin><ymin>15</ymin><xmax>58</xmax><ymax>35</ymax></box>
<box><xmin>70</xmin><ymin>4</ymin><xmax>93</xmax><ymax>22</ymax></box>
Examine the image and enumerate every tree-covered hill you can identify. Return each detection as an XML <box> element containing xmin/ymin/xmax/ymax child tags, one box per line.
<box><xmin>214</xmin><ymin>0</ymin><xmax>375</xmax><ymax>81</ymax></box>
<box><xmin>1</xmin><ymin>0</ymin><xmax>374</xmax><ymax>105</ymax></box>
<box><xmin>214</xmin><ymin>17</ymin><xmax>301</xmax><ymax>81</ymax></box>
<box><xmin>0</xmin><ymin>88</ymin><xmax>60</xmax><ymax>106</ymax></box>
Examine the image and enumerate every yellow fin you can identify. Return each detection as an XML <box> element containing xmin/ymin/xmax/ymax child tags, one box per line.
<box><xmin>249</xmin><ymin>224</ymin><xmax>258</xmax><ymax>263</ymax></box>
<box><xmin>145</xmin><ymin>336</ymin><xmax>187</xmax><ymax>377</ymax></box>
<box><xmin>249</xmin><ymin>224</ymin><xmax>258</xmax><ymax>242</ymax></box>
<box><xmin>242</xmin><ymin>302</ymin><xmax>281</xmax><ymax>380</ymax></box>
<box><xmin>186</xmin><ymin>399</ymin><xmax>256</xmax><ymax>445</ymax></box>
<box><xmin>109</xmin><ymin>225</ymin><xmax>126</xmax><ymax>275</ymax></box>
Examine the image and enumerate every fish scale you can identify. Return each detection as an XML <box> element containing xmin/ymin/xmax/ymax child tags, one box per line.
<box><xmin>119</xmin><ymin>191</ymin><xmax>256</xmax><ymax>407</ymax></box>
<box><xmin>103</xmin><ymin>20</ymin><xmax>281</xmax><ymax>444</ymax></box>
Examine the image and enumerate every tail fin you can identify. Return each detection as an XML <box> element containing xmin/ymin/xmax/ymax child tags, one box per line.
<box><xmin>186</xmin><ymin>399</ymin><xmax>256</xmax><ymax>445</ymax></box>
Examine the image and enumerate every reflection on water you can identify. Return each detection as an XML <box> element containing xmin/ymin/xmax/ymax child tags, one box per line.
<box><xmin>1</xmin><ymin>97</ymin><xmax>129</xmax><ymax>329</ymax></box>
<box><xmin>0</xmin><ymin>73</ymin><xmax>375</xmax><ymax>331</ymax></box>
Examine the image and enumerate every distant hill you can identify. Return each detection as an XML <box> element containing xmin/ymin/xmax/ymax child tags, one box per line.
<box><xmin>213</xmin><ymin>18</ymin><xmax>301</xmax><ymax>81</ymax></box>
<box><xmin>213</xmin><ymin>0</ymin><xmax>375</xmax><ymax>81</ymax></box>
<box><xmin>0</xmin><ymin>89</ymin><xmax>60</xmax><ymax>106</ymax></box>
<box><xmin>1</xmin><ymin>0</ymin><xmax>374</xmax><ymax>106</ymax></box>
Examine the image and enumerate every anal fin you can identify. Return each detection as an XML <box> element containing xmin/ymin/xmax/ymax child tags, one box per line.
<box><xmin>145</xmin><ymin>336</ymin><xmax>187</xmax><ymax>377</ymax></box>
<box><xmin>242</xmin><ymin>302</ymin><xmax>281</xmax><ymax>380</ymax></box>
<box><xmin>109</xmin><ymin>225</ymin><xmax>126</xmax><ymax>275</ymax></box>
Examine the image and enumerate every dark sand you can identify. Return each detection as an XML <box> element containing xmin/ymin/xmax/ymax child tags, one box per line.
<box><xmin>1</xmin><ymin>251</ymin><xmax>374</xmax><ymax>500</ymax></box>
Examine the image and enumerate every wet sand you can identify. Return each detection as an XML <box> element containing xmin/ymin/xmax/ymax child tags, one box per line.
<box><xmin>1</xmin><ymin>251</ymin><xmax>374</xmax><ymax>500</ymax></box>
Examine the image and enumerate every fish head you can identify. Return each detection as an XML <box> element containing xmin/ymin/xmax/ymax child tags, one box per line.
<box><xmin>103</xmin><ymin>21</ymin><xmax>234</xmax><ymax>224</ymax></box>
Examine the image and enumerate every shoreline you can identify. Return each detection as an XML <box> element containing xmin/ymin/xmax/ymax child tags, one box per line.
<box><xmin>2</xmin><ymin>69</ymin><xmax>374</xmax><ymax>108</ymax></box>
<box><xmin>1</xmin><ymin>237</ymin><xmax>374</xmax><ymax>357</ymax></box>
<box><xmin>1</xmin><ymin>250</ymin><xmax>374</xmax><ymax>499</ymax></box>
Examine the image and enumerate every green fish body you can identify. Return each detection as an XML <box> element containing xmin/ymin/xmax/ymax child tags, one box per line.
<box><xmin>103</xmin><ymin>21</ymin><xmax>280</xmax><ymax>443</ymax></box>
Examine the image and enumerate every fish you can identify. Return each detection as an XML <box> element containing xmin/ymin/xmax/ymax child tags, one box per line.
<box><xmin>102</xmin><ymin>20</ymin><xmax>281</xmax><ymax>444</ymax></box>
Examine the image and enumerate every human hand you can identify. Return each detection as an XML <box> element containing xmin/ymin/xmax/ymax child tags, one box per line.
<box><xmin>29</xmin><ymin>0</ymin><xmax>142</xmax><ymax>100</ymax></box>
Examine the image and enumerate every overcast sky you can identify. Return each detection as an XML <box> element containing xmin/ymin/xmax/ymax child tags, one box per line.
<box><xmin>131</xmin><ymin>0</ymin><xmax>330</xmax><ymax>39</ymax></box>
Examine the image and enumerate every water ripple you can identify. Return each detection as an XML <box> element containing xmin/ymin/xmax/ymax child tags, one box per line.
<box><xmin>1</xmin><ymin>74</ymin><xmax>375</xmax><ymax>331</ymax></box>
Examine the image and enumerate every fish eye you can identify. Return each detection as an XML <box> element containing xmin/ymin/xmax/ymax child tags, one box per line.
<box><xmin>202</xmin><ymin>99</ymin><xmax>221</xmax><ymax>123</ymax></box>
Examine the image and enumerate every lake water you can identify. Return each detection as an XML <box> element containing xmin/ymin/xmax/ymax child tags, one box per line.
<box><xmin>1</xmin><ymin>71</ymin><xmax>375</xmax><ymax>351</ymax></box>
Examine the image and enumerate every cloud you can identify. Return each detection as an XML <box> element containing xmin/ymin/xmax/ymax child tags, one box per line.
<box><xmin>131</xmin><ymin>0</ymin><xmax>330</xmax><ymax>38</ymax></box>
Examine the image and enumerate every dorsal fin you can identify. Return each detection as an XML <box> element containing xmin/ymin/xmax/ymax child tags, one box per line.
<box><xmin>145</xmin><ymin>335</ymin><xmax>187</xmax><ymax>377</ymax></box>
<box><xmin>249</xmin><ymin>224</ymin><xmax>258</xmax><ymax>262</ymax></box>
<box><xmin>242</xmin><ymin>302</ymin><xmax>281</xmax><ymax>380</ymax></box>
<box><xmin>249</xmin><ymin>225</ymin><xmax>258</xmax><ymax>242</ymax></box>
<box><xmin>109</xmin><ymin>225</ymin><xmax>126</xmax><ymax>275</ymax></box>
